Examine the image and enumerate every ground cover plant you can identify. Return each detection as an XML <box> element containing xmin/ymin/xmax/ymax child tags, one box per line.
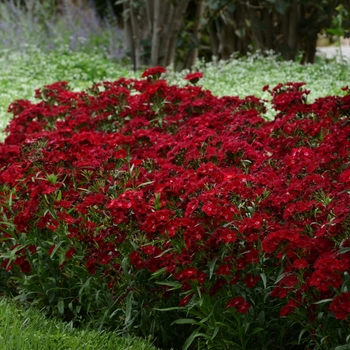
<box><xmin>1</xmin><ymin>49</ymin><xmax>350</xmax><ymax>142</ymax></box>
<box><xmin>1</xmin><ymin>67</ymin><xmax>350</xmax><ymax>349</ymax></box>
<box><xmin>0</xmin><ymin>297</ymin><xmax>157</xmax><ymax>350</ymax></box>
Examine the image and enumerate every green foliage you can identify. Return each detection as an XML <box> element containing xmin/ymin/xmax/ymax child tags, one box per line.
<box><xmin>327</xmin><ymin>3</ymin><xmax>350</xmax><ymax>55</ymax></box>
<box><xmin>0</xmin><ymin>297</ymin><xmax>158</xmax><ymax>350</ymax></box>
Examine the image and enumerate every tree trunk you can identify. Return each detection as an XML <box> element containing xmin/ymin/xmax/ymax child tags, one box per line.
<box><xmin>287</xmin><ymin>1</ymin><xmax>299</xmax><ymax>52</ymax></box>
<box><xmin>186</xmin><ymin>0</ymin><xmax>206</xmax><ymax>68</ymax></box>
<box><xmin>164</xmin><ymin>0</ymin><xmax>190</xmax><ymax>67</ymax></box>
<box><xmin>121</xmin><ymin>0</ymin><xmax>190</xmax><ymax>70</ymax></box>
<box><xmin>129</xmin><ymin>0</ymin><xmax>142</xmax><ymax>71</ymax></box>
<box><xmin>150</xmin><ymin>0</ymin><xmax>160</xmax><ymax>67</ymax></box>
<box><xmin>123</xmin><ymin>2</ymin><xmax>136</xmax><ymax>70</ymax></box>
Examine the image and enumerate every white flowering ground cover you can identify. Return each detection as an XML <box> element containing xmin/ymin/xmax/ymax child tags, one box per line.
<box><xmin>1</xmin><ymin>49</ymin><xmax>350</xmax><ymax>141</ymax></box>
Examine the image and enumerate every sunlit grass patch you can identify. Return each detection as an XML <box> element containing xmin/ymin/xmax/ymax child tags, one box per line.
<box><xmin>0</xmin><ymin>297</ymin><xmax>158</xmax><ymax>350</ymax></box>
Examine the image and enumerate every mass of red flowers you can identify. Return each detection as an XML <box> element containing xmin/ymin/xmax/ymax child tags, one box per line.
<box><xmin>1</xmin><ymin>69</ymin><xmax>350</xmax><ymax>339</ymax></box>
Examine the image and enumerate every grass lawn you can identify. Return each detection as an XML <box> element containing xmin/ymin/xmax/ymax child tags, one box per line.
<box><xmin>0</xmin><ymin>297</ymin><xmax>158</xmax><ymax>350</ymax></box>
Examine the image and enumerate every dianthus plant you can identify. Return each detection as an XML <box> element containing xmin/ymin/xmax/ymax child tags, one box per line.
<box><xmin>1</xmin><ymin>67</ymin><xmax>350</xmax><ymax>349</ymax></box>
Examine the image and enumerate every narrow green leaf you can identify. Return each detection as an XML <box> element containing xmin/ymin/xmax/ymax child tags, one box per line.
<box><xmin>125</xmin><ymin>291</ymin><xmax>133</xmax><ymax>325</ymax></box>
<box><xmin>211</xmin><ymin>325</ymin><xmax>220</xmax><ymax>340</ymax></box>
<box><xmin>250</xmin><ymin>327</ymin><xmax>264</xmax><ymax>336</ymax></box>
<box><xmin>57</xmin><ymin>299</ymin><xmax>64</xmax><ymax>315</ymax></box>
<box><xmin>9</xmin><ymin>192</ymin><xmax>13</xmax><ymax>207</ymax></box>
<box><xmin>137</xmin><ymin>181</ymin><xmax>153</xmax><ymax>188</ymax></box>
<box><xmin>298</xmin><ymin>328</ymin><xmax>308</xmax><ymax>344</ymax></box>
<box><xmin>313</xmin><ymin>298</ymin><xmax>333</xmax><ymax>305</ymax></box>
<box><xmin>121</xmin><ymin>256</ymin><xmax>130</xmax><ymax>282</ymax></box>
<box><xmin>260</xmin><ymin>272</ymin><xmax>267</xmax><ymax>289</ymax></box>
<box><xmin>150</xmin><ymin>267</ymin><xmax>167</xmax><ymax>279</ymax></box>
<box><xmin>208</xmin><ymin>257</ymin><xmax>218</xmax><ymax>280</ymax></box>
<box><xmin>183</xmin><ymin>328</ymin><xmax>208</xmax><ymax>350</ymax></box>
<box><xmin>155</xmin><ymin>281</ymin><xmax>182</xmax><ymax>290</ymax></box>
<box><xmin>78</xmin><ymin>277</ymin><xmax>91</xmax><ymax>301</ymax></box>
<box><xmin>50</xmin><ymin>241</ymin><xmax>64</xmax><ymax>258</ymax></box>
<box><xmin>335</xmin><ymin>345</ymin><xmax>350</xmax><ymax>350</ymax></box>
<box><xmin>154</xmin><ymin>306</ymin><xmax>186</xmax><ymax>312</ymax></box>
<box><xmin>154</xmin><ymin>248</ymin><xmax>173</xmax><ymax>258</ymax></box>
<box><xmin>171</xmin><ymin>318</ymin><xmax>198</xmax><ymax>325</ymax></box>
<box><xmin>338</xmin><ymin>247</ymin><xmax>350</xmax><ymax>255</ymax></box>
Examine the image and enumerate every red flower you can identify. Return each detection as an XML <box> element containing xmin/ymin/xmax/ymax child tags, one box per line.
<box><xmin>216</xmin><ymin>228</ymin><xmax>236</xmax><ymax>244</ymax></box>
<box><xmin>28</xmin><ymin>245</ymin><xmax>37</xmax><ymax>255</ymax></box>
<box><xmin>339</xmin><ymin>169</ymin><xmax>350</xmax><ymax>183</ymax></box>
<box><xmin>129</xmin><ymin>251</ymin><xmax>146</xmax><ymax>270</ymax></box>
<box><xmin>329</xmin><ymin>292</ymin><xmax>350</xmax><ymax>320</ymax></box>
<box><xmin>176</xmin><ymin>267</ymin><xmax>197</xmax><ymax>281</ymax></box>
<box><xmin>142</xmin><ymin>66</ymin><xmax>166</xmax><ymax>79</ymax></box>
<box><xmin>184</xmin><ymin>72</ymin><xmax>203</xmax><ymax>85</ymax></box>
<box><xmin>65</xmin><ymin>247</ymin><xmax>75</xmax><ymax>259</ymax></box>
<box><xmin>293</xmin><ymin>258</ymin><xmax>308</xmax><ymax>269</ymax></box>
<box><xmin>226</xmin><ymin>296</ymin><xmax>251</xmax><ymax>314</ymax></box>
<box><xmin>280</xmin><ymin>299</ymin><xmax>299</xmax><ymax>317</ymax></box>
<box><xmin>179</xmin><ymin>293</ymin><xmax>193</xmax><ymax>306</ymax></box>
<box><xmin>48</xmin><ymin>244</ymin><xmax>56</xmax><ymax>256</ymax></box>
<box><xmin>19</xmin><ymin>259</ymin><xmax>31</xmax><ymax>274</ymax></box>
<box><xmin>243</xmin><ymin>274</ymin><xmax>260</xmax><ymax>288</ymax></box>
<box><xmin>216</xmin><ymin>264</ymin><xmax>231</xmax><ymax>276</ymax></box>
<box><xmin>86</xmin><ymin>259</ymin><xmax>96</xmax><ymax>274</ymax></box>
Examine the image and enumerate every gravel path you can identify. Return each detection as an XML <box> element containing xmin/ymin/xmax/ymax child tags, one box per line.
<box><xmin>316</xmin><ymin>38</ymin><xmax>350</xmax><ymax>61</ymax></box>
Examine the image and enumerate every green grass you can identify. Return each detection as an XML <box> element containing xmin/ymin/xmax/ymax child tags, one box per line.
<box><xmin>0</xmin><ymin>297</ymin><xmax>158</xmax><ymax>350</ymax></box>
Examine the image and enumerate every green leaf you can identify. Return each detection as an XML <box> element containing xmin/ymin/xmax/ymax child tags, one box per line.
<box><xmin>8</xmin><ymin>191</ymin><xmax>13</xmax><ymax>207</ymax></box>
<box><xmin>338</xmin><ymin>247</ymin><xmax>350</xmax><ymax>255</ymax></box>
<box><xmin>313</xmin><ymin>298</ymin><xmax>333</xmax><ymax>305</ymax></box>
<box><xmin>327</xmin><ymin>28</ymin><xmax>345</xmax><ymax>37</ymax></box>
<box><xmin>250</xmin><ymin>327</ymin><xmax>264</xmax><ymax>336</ymax></box>
<box><xmin>154</xmin><ymin>306</ymin><xmax>186</xmax><ymax>312</ymax></box>
<box><xmin>171</xmin><ymin>318</ymin><xmax>199</xmax><ymax>325</ymax></box>
<box><xmin>57</xmin><ymin>298</ymin><xmax>64</xmax><ymax>315</ymax></box>
<box><xmin>121</xmin><ymin>256</ymin><xmax>130</xmax><ymax>282</ymax></box>
<box><xmin>335</xmin><ymin>345</ymin><xmax>350</xmax><ymax>350</ymax></box>
<box><xmin>0</xmin><ymin>244</ymin><xmax>26</xmax><ymax>261</ymax></box>
<box><xmin>155</xmin><ymin>281</ymin><xmax>182</xmax><ymax>290</ymax></box>
<box><xmin>211</xmin><ymin>325</ymin><xmax>220</xmax><ymax>340</ymax></box>
<box><xmin>125</xmin><ymin>291</ymin><xmax>133</xmax><ymax>325</ymax></box>
<box><xmin>154</xmin><ymin>247</ymin><xmax>173</xmax><ymax>258</ymax></box>
<box><xmin>208</xmin><ymin>257</ymin><xmax>218</xmax><ymax>280</ymax></box>
<box><xmin>298</xmin><ymin>328</ymin><xmax>308</xmax><ymax>344</ymax></box>
<box><xmin>49</xmin><ymin>241</ymin><xmax>64</xmax><ymax>258</ymax></box>
<box><xmin>137</xmin><ymin>181</ymin><xmax>153</xmax><ymax>188</ymax></box>
<box><xmin>78</xmin><ymin>277</ymin><xmax>92</xmax><ymax>302</ymax></box>
<box><xmin>56</xmin><ymin>190</ymin><xmax>62</xmax><ymax>201</ymax></box>
<box><xmin>260</xmin><ymin>272</ymin><xmax>267</xmax><ymax>289</ymax></box>
<box><xmin>150</xmin><ymin>267</ymin><xmax>167</xmax><ymax>279</ymax></box>
<box><xmin>183</xmin><ymin>328</ymin><xmax>209</xmax><ymax>350</ymax></box>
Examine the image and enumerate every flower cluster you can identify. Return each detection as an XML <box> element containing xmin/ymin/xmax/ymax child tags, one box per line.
<box><xmin>1</xmin><ymin>70</ymin><xmax>350</xmax><ymax>347</ymax></box>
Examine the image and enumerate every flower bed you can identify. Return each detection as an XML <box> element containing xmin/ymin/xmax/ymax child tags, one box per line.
<box><xmin>1</xmin><ymin>68</ymin><xmax>350</xmax><ymax>349</ymax></box>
